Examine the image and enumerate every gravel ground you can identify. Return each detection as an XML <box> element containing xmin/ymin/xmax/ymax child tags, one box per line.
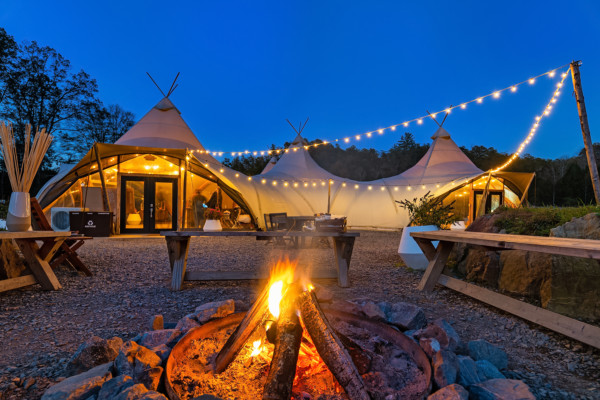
<box><xmin>0</xmin><ymin>231</ymin><xmax>599</xmax><ymax>399</ymax></box>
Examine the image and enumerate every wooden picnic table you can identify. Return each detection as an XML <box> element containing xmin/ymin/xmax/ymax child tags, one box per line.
<box><xmin>0</xmin><ymin>231</ymin><xmax>71</xmax><ymax>293</ymax></box>
<box><xmin>410</xmin><ymin>230</ymin><xmax>600</xmax><ymax>349</ymax></box>
<box><xmin>161</xmin><ymin>230</ymin><xmax>360</xmax><ymax>291</ymax></box>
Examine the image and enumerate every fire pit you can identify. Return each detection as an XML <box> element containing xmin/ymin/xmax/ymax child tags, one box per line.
<box><xmin>165</xmin><ymin>261</ymin><xmax>432</xmax><ymax>400</ymax></box>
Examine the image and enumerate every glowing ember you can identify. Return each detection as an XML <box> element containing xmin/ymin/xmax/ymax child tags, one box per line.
<box><xmin>250</xmin><ymin>340</ymin><xmax>262</xmax><ymax>357</ymax></box>
<box><xmin>268</xmin><ymin>280</ymin><xmax>284</xmax><ymax>319</ymax></box>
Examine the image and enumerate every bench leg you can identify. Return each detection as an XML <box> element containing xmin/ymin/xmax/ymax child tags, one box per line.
<box><xmin>417</xmin><ymin>241</ymin><xmax>453</xmax><ymax>292</ymax></box>
<box><xmin>167</xmin><ymin>236</ymin><xmax>190</xmax><ymax>291</ymax></box>
<box><xmin>15</xmin><ymin>239</ymin><xmax>62</xmax><ymax>290</ymax></box>
<box><xmin>333</xmin><ymin>237</ymin><xmax>355</xmax><ymax>288</ymax></box>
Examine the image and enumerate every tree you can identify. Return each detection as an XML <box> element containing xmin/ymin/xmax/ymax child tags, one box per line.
<box><xmin>59</xmin><ymin>101</ymin><xmax>135</xmax><ymax>163</ymax></box>
<box><xmin>0</xmin><ymin>28</ymin><xmax>17</xmax><ymax>103</ymax></box>
<box><xmin>0</xmin><ymin>40</ymin><xmax>98</xmax><ymax>166</ymax></box>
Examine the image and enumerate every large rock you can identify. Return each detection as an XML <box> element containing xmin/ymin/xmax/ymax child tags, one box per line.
<box><xmin>380</xmin><ymin>301</ymin><xmax>427</xmax><ymax>330</ymax></box>
<box><xmin>457</xmin><ymin>356</ymin><xmax>480</xmax><ymax>387</ymax></box>
<box><xmin>415</xmin><ymin>319</ymin><xmax>460</xmax><ymax>352</ymax></box>
<box><xmin>138</xmin><ymin>329</ymin><xmax>181</xmax><ymax>349</ymax></box>
<box><xmin>427</xmin><ymin>384</ymin><xmax>469</xmax><ymax>400</ymax></box>
<box><xmin>469</xmin><ymin>379</ymin><xmax>535</xmax><ymax>400</ymax></box>
<box><xmin>540</xmin><ymin>255</ymin><xmax>600</xmax><ymax>321</ymax></box>
<box><xmin>113</xmin><ymin>383</ymin><xmax>167</xmax><ymax>399</ymax></box>
<box><xmin>467</xmin><ymin>340</ymin><xmax>508</xmax><ymax>370</ymax></box>
<box><xmin>432</xmin><ymin>350</ymin><xmax>459</xmax><ymax>388</ymax></box>
<box><xmin>175</xmin><ymin>316</ymin><xmax>201</xmax><ymax>332</ymax></box>
<box><xmin>97</xmin><ymin>375</ymin><xmax>135</xmax><ymax>400</ymax></box>
<box><xmin>419</xmin><ymin>337</ymin><xmax>441</xmax><ymax>359</ymax></box>
<box><xmin>193</xmin><ymin>299</ymin><xmax>235</xmax><ymax>323</ymax></box>
<box><xmin>463</xmin><ymin>249</ymin><xmax>501</xmax><ymax>287</ymax></box>
<box><xmin>113</xmin><ymin>341</ymin><xmax>163</xmax><ymax>391</ymax></box>
<box><xmin>550</xmin><ymin>213</ymin><xmax>600</xmax><ymax>239</ymax></box>
<box><xmin>475</xmin><ymin>360</ymin><xmax>505</xmax><ymax>381</ymax></box>
<box><xmin>66</xmin><ymin>336</ymin><xmax>123</xmax><ymax>376</ymax></box>
<box><xmin>498</xmin><ymin>251</ymin><xmax>550</xmax><ymax>297</ymax></box>
<box><xmin>42</xmin><ymin>362</ymin><xmax>112</xmax><ymax>400</ymax></box>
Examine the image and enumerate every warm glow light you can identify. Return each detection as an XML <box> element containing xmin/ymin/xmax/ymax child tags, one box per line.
<box><xmin>417</xmin><ymin>119</ymin><xmax>423</xmax><ymax>124</ymax></box>
<box><xmin>378</xmin><ymin>129</ymin><xmax>384</xmax><ymax>134</ymax></box>
<box><xmin>493</xmin><ymin>91</ymin><xmax>500</xmax><ymax>98</ymax></box>
<box><xmin>367</xmin><ymin>186</ymin><xmax>372</xmax><ymax>190</ymax></box>
<box><xmin>403</xmin><ymin>122</ymin><xmax>409</xmax><ymax>127</ymax></box>
<box><xmin>460</xmin><ymin>104</ymin><xmax>467</xmax><ymax>109</ymax></box>
<box><xmin>511</xmin><ymin>86</ymin><xmax>517</xmax><ymax>92</ymax></box>
<box><xmin>354</xmin><ymin>184</ymin><xmax>359</xmax><ymax>189</ymax></box>
<box><xmin>476</xmin><ymin>97</ymin><xmax>483</xmax><ymax>103</ymax></box>
<box><xmin>529</xmin><ymin>78</ymin><xmax>535</xmax><ymax>84</ymax></box>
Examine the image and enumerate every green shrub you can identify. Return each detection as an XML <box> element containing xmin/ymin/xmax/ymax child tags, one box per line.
<box><xmin>396</xmin><ymin>191</ymin><xmax>458</xmax><ymax>228</ymax></box>
<box><xmin>492</xmin><ymin>205</ymin><xmax>600</xmax><ymax>236</ymax></box>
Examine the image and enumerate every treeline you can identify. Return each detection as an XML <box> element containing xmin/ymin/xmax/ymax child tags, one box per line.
<box><xmin>0</xmin><ymin>27</ymin><xmax>134</xmax><ymax>197</ymax></box>
<box><xmin>223</xmin><ymin>132</ymin><xmax>600</xmax><ymax>207</ymax></box>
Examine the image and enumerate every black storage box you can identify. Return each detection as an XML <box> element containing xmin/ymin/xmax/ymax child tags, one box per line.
<box><xmin>69</xmin><ymin>211</ymin><xmax>113</xmax><ymax>237</ymax></box>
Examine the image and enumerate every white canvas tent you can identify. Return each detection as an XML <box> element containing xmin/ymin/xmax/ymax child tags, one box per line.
<box><xmin>37</xmin><ymin>94</ymin><xmax>533</xmax><ymax>232</ymax></box>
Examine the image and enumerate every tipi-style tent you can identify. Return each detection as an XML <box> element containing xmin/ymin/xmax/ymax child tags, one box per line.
<box><xmin>37</xmin><ymin>96</ymin><xmax>257</xmax><ymax>234</ymax></box>
<box><xmin>230</xmin><ymin>126</ymin><xmax>534</xmax><ymax>229</ymax></box>
<box><xmin>37</xmin><ymin>92</ymin><xmax>534</xmax><ymax>232</ymax></box>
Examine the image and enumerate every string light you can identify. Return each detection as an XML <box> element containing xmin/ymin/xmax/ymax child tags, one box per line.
<box><xmin>185</xmin><ymin>64</ymin><xmax>569</xmax><ymax>157</ymax></box>
<box><xmin>491</xmin><ymin>67</ymin><xmax>570</xmax><ymax>173</ymax></box>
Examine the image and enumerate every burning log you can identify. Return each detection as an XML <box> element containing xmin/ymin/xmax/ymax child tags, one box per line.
<box><xmin>214</xmin><ymin>283</ymin><xmax>270</xmax><ymax>373</ymax></box>
<box><xmin>262</xmin><ymin>285</ymin><xmax>303</xmax><ymax>400</ymax></box>
<box><xmin>298</xmin><ymin>290</ymin><xmax>372</xmax><ymax>400</ymax></box>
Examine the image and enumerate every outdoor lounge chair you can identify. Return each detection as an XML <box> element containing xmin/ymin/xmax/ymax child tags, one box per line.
<box><xmin>30</xmin><ymin>198</ymin><xmax>93</xmax><ymax>276</ymax></box>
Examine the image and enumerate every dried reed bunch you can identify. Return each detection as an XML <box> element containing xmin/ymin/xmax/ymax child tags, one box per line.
<box><xmin>0</xmin><ymin>122</ymin><xmax>53</xmax><ymax>192</ymax></box>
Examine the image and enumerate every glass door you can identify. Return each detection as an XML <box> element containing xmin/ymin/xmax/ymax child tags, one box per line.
<box><xmin>120</xmin><ymin>177</ymin><xmax>178</xmax><ymax>233</ymax></box>
<box><xmin>473</xmin><ymin>190</ymin><xmax>503</xmax><ymax>220</ymax></box>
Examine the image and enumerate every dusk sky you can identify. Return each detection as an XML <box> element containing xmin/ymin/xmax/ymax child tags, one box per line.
<box><xmin>2</xmin><ymin>1</ymin><xmax>600</xmax><ymax>160</ymax></box>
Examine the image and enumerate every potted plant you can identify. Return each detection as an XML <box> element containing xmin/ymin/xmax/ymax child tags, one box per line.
<box><xmin>396</xmin><ymin>192</ymin><xmax>458</xmax><ymax>270</ymax></box>
<box><xmin>203</xmin><ymin>208</ymin><xmax>223</xmax><ymax>232</ymax></box>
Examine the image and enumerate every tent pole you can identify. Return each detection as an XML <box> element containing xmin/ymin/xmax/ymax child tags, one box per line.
<box><xmin>570</xmin><ymin>61</ymin><xmax>600</xmax><ymax>204</ymax></box>
<box><xmin>327</xmin><ymin>179</ymin><xmax>331</xmax><ymax>214</ymax></box>
<box><xmin>181</xmin><ymin>151</ymin><xmax>189</xmax><ymax>231</ymax></box>
<box><xmin>93</xmin><ymin>143</ymin><xmax>110</xmax><ymax>213</ymax></box>
<box><xmin>476</xmin><ymin>173</ymin><xmax>492</xmax><ymax>219</ymax></box>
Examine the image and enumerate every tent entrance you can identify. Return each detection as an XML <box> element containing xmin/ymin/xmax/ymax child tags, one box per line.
<box><xmin>472</xmin><ymin>190</ymin><xmax>503</xmax><ymax>221</ymax></box>
<box><xmin>120</xmin><ymin>176</ymin><xmax>178</xmax><ymax>233</ymax></box>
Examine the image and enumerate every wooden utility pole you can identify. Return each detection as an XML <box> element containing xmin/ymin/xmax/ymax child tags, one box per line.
<box><xmin>570</xmin><ymin>60</ymin><xmax>600</xmax><ymax>204</ymax></box>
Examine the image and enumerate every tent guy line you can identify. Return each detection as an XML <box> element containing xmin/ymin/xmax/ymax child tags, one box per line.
<box><xmin>188</xmin><ymin>63</ymin><xmax>570</xmax><ymax>160</ymax></box>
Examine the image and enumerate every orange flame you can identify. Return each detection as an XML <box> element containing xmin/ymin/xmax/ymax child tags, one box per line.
<box><xmin>266</xmin><ymin>258</ymin><xmax>297</xmax><ymax>320</ymax></box>
<box><xmin>250</xmin><ymin>340</ymin><xmax>262</xmax><ymax>357</ymax></box>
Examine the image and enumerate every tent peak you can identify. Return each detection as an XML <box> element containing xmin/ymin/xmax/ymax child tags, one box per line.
<box><xmin>291</xmin><ymin>133</ymin><xmax>308</xmax><ymax>146</ymax></box>
<box><xmin>154</xmin><ymin>97</ymin><xmax>179</xmax><ymax>113</ymax></box>
<box><xmin>431</xmin><ymin>126</ymin><xmax>451</xmax><ymax>140</ymax></box>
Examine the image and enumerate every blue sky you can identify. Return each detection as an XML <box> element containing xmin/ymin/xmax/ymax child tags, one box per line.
<box><xmin>1</xmin><ymin>1</ymin><xmax>600</xmax><ymax>160</ymax></box>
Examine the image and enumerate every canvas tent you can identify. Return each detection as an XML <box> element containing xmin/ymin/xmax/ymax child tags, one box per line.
<box><xmin>225</xmin><ymin>127</ymin><xmax>534</xmax><ymax>228</ymax></box>
<box><xmin>37</xmin><ymin>97</ymin><xmax>257</xmax><ymax>234</ymax></box>
<box><xmin>37</xmin><ymin>95</ymin><xmax>534</xmax><ymax>233</ymax></box>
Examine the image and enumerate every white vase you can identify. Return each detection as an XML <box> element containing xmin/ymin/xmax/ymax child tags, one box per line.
<box><xmin>398</xmin><ymin>225</ymin><xmax>439</xmax><ymax>270</ymax></box>
<box><xmin>203</xmin><ymin>219</ymin><xmax>222</xmax><ymax>232</ymax></box>
<box><xmin>6</xmin><ymin>192</ymin><xmax>31</xmax><ymax>232</ymax></box>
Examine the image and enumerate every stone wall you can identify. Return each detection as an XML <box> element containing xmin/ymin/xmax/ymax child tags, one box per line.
<box><xmin>448</xmin><ymin>212</ymin><xmax>600</xmax><ymax>322</ymax></box>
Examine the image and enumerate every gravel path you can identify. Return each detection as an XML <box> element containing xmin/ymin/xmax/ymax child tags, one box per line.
<box><xmin>0</xmin><ymin>231</ymin><xmax>599</xmax><ymax>399</ymax></box>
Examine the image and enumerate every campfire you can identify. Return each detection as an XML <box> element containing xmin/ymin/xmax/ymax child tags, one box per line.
<box><xmin>166</xmin><ymin>259</ymin><xmax>431</xmax><ymax>399</ymax></box>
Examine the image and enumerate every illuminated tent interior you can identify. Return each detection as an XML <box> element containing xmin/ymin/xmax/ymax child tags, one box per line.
<box><xmin>36</xmin><ymin>97</ymin><xmax>257</xmax><ymax>234</ymax></box>
<box><xmin>36</xmin><ymin>96</ymin><xmax>534</xmax><ymax>233</ymax></box>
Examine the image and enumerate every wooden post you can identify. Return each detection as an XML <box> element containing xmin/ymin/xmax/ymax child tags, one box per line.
<box><xmin>570</xmin><ymin>61</ymin><xmax>600</xmax><ymax>204</ymax></box>
<box><xmin>181</xmin><ymin>151</ymin><xmax>189</xmax><ymax>230</ymax></box>
<box><xmin>93</xmin><ymin>144</ymin><xmax>111</xmax><ymax>213</ymax></box>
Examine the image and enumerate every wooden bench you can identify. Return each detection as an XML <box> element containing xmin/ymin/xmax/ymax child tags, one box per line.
<box><xmin>411</xmin><ymin>230</ymin><xmax>600</xmax><ymax>349</ymax></box>
<box><xmin>30</xmin><ymin>197</ymin><xmax>93</xmax><ymax>276</ymax></box>
<box><xmin>161</xmin><ymin>230</ymin><xmax>360</xmax><ymax>291</ymax></box>
<box><xmin>0</xmin><ymin>231</ymin><xmax>71</xmax><ymax>293</ymax></box>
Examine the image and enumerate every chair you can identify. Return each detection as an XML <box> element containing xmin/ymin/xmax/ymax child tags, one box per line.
<box><xmin>263</xmin><ymin>213</ymin><xmax>294</xmax><ymax>247</ymax></box>
<box><xmin>30</xmin><ymin>198</ymin><xmax>93</xmax><ymax>276</ymax></box>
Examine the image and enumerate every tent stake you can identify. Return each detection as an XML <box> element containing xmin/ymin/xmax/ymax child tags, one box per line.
<box><xmin>570</xmin><ymin>61</ymin><xmax>600</xmax><ymax>204</ymax></box>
